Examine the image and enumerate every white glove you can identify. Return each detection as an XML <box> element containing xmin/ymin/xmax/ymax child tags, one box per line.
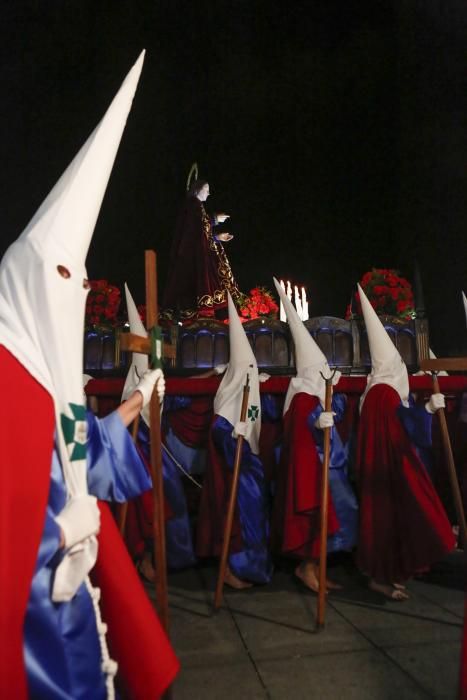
<box><xmin>135</xmin><ymin>368</ymin><xmax>165</xmax><ymax>405</ymax></box>
<box><xmin>259</xmin><ymin>372</ymin><xmax>271</xmax><ymax>383</ymax></box>
<box><xmin>55</xmin><ymin>495</ymin><xmax>100</xmax><ymax>549</ymax></box>
<box><xmin>425</xmin><ymin>393</ymin><xmax>445</xmax><ymax>414</ymax></box>
<box><xmin>314</xmin><ymin>411</ymin><xmax>335</xmax><ymax>429</ymax></box>
<box><xmin>52</xmin><ymin>537</ymin><xmax>98</xmax><ymax>602</ymax></box>
<box><xmin>233</xmin><ymin>421</ymin><xmax>247</xmax><ymax>438</ymax></box>
<box><xmin>214</xmin><ymin>364</ymin><xmax>228</xmax><ymax>375</ymax></box>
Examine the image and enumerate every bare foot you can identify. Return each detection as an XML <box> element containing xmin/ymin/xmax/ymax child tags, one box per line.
<box><xmin>295</xmin><ymin>562</ymin><xmax>321</xmax><ymax>594</ymax></box>
<box><xmin>137</xmin><ymin>554</ymin><xmax>156</xmax><ymax>584</ymax></box>
<box><xmin>369</xmin><ymin>579</ymin><xmax>409</xmax><ymax>601</ymax></box>
<box><xmin>295</xmin><ymin>562</ymin><xmax>341</xmax><ymax>592</ymax></box>
<box><xmin>224</xmin><ymin>566</ymin><xmax>253</xmax><ymax>590</ymax></box>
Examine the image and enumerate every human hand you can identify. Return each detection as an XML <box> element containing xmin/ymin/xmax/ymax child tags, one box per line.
<box><xmin>55</xmin><ymin>495</ymin><xmax>100</xmax><ymax>549</ymax></box>
<box><xmin>425</xmin><ymin>393</ymin><xmax>445</xmax><ymax>414</ymax></box>
<box><xmin>216</xmin><ymin>213</ymin><xmax>230</xmax><ymax>224</ymax></box>
<box><xmin>259</xmin><ymin>372</ymin><xmax>271</xmax><ymax>383</ymax></box>
<box><xmin>135</xmin><ymin>368</ymin><xmax>165</xmax><ymax>405</ymax></box>
<box><xmin>314</xmin><ymin>411</ymin><xmax>335</xmax><ymax>429</ymax></box>
<box><xmin>217</xmin><ymin>232</ymin><xmax>234</xmax><ymax>242</ymax></box>
<box><xmin>214</xmin><ymin>364</ymin><xmax>228</xmax><ymax>375</ymax></box>
<box><xmin>233</xmin><ymin>420</ymin><xmax>247</xmax><ymax>438</ymax></box>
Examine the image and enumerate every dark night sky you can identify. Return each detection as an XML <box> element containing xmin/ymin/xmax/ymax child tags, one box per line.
<box><xmin>1</xmin><ymin>1</ymin><xmax>466</xmax><ymax>354</ymax></box>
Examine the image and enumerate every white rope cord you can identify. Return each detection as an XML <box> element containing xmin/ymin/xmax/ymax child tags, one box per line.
<box><xmin>85</xmin><ymin>577</ymin><xmax>117</xmax><ymax>700</ymax></box>
<box><xmin>162</xmin><ymin>441</ymin><xmax>202</xmax><ymax>489</ymax></box>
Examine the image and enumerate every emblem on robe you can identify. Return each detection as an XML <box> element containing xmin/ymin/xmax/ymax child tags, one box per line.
<box><xmin>248</xmin><ymin>405</ymin><xmax>259</xmax><ymax>422</ymax></box>
<box><xmin>61</xmin><ymin>403</ymin><xmax>87</xmax><ymax>461</ymax></box>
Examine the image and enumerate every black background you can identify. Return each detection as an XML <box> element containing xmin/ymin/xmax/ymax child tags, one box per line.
<box><xmin>0</xmin><ymin>1</ymin><xmax>466</xmax><ymax>353</ymax></box>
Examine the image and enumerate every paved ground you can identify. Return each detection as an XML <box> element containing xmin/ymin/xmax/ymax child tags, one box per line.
<box><xmin>144</xmin><ymin>551</ymin><xmax>465</xmax><ymax>699</ymax></box>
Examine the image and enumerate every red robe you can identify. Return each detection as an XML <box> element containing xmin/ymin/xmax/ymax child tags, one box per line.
<box><xmin>196</xmin><ymin>416</ymin><xmax>243</xmax><ymax>558</ymax></box>
<box><xmin>0</xmin><ymin>346</ymin><xmax>179</xmax><ymax>699</ymax></box>
<box><xmin>356</xmin><ymin>384</ymin><xmax>455</xmax><ymax>583</ymax></box>
<box><xmin>273</xmin><ymin>393</ymin><xmax>339</xmax><ymax>560</ymax></box>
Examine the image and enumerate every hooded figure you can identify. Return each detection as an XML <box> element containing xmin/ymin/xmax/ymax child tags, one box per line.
<box><xmin>121</xmin><ymin>284</ymin><xmax>196</xmax><ymax>574</ymax></box>
<box><xmin>272</xmin><ymin>277</ymin><xmax>358</xmax><ymax>592</ymax></box>
<box><xmin>356</xmin><ymin>284</ymin><xmax>455</xmax><ymax>600</ymax></box>
<box><xmin>196</xmin><ymin>293</ymin><xmax>273</xmax><ymax>587</ymax></box>
<box><xmin>0</xmin><ymin>53</ymin><xmax>179</xmax><ymax>699</ymax></box>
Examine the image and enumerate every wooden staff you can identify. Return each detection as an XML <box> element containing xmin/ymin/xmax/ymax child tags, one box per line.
<box><xmin>317</xmin><ymin>369</ymin><xmax>336</xmax><ymax>629</ymax></box>
<box><xmin>214</xmin><ymin>374</ymin><xmax>250</xmax><ymax>610</ymax></box>
<box><xmin>431</xmin><ymin>372</ymin><xmax>467</xmax><ymax>549</ymax></box>
<box><xmin>145</xmin><ymin>250</ymin><xmax>169</xmax><ymax>634</ymax></box>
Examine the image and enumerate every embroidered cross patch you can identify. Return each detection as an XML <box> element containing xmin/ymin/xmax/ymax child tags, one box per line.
<box><xmin>60</xmin><ymin>403</ymin><xmax>87</xmax><ymax>461</ymax></box>
<box><xmin>248</xmin><ymin>405</ymin><xmax>259</xmax><ymax>422</ymax></box>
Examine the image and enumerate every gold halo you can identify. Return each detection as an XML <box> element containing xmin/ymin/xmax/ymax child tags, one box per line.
<box><xmin>186</xmin><ymin>162</ymin><xmax>199</xmax><ymax>191</ymax></box>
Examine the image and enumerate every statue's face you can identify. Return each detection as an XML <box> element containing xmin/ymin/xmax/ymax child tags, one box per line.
<box><xmin>196</xmin><ymin>183</ymin><xmax>210</xmax><ymax>202</ymax></box>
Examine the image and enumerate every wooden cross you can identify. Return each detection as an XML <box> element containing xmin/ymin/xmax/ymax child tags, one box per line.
<box><xmin>119</xmin><ymin>249</ymin><xmax>170</xmax><ymax>634</ymax></box>
<box><xmin>420</xmin><ymin>357</ymin><xmax>467</xmax><ymax>548</ymax></box>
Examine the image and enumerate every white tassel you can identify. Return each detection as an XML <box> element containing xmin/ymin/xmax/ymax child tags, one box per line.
<box><xmin>85</xmin><ymin>577</ymin><xmax>117</xmax><ymax>699</ymax></box>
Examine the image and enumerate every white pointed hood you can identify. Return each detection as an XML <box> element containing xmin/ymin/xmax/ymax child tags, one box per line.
<box><xmin>358</xmin><ymin>283</ymin><xmax>409</xmax><ymax>409</ymax></box>
<box><xmin>122</xmin><ymin>283</ymin><xmax>151</xmax><ymax>426</ymax></box>
<box><xmin>213</xmin><ymin>293</ymin><xmax>261</xmax><ymax>454</ymax></box>
<box><xmin>21</xmin><ymin>51</ymin><xmax>145</xmax><ymax>266</ymax></box>
<box><xmin>0</xmin><ymin>52</ymin><xmax>145</xmax><ymax>602</ymax></box>
<box><xmin>462</xmin><ymin>291</ymin><xmax>467</xmax><ymax>327</ymax></box>
<box><xmin>273</xmin><ymin>277</ymin><xmax>339</xmax><ymax>413</ymax></box>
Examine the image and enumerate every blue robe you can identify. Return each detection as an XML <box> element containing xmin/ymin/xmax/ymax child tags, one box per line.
<box><xmin>308</xmin><ymin>394</ymin><xmax>359</xmax><ymax>552</ymax></box>
<box><xmin>197</xmin><ymin>416</ymin><xmax>273</xmax><ymax>584</ymax></box>
<box><xmin>397</xmin><ymin>398</ymin><xmax>434</xmax><ymax>476</ymax></box>
<box><xmin>24</xmin><ymin>411</ymin><xmax>151</xmax><ymax>700</ymax></box>
<box><xmin>137</xmin><ymin>421</ymin><xmax>196</xmax><ymax>570</ymax></box>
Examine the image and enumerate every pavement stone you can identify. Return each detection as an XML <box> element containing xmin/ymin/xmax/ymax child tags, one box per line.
<box><xmin>173</xmin><ymin>659</ymin><xmax>268</xmax><ymax>700</ymax></box>
<box><xmin>161</xmin><ymin>560</ymin><xmax>463</xmax><ymax>699</ymax></box>
<box><xmin>384</xmin><ymin>641</ymin><xmax>461</xmax><ymax>699</ymax></box>
<box><xmin>256</xmin><ymin>650</ymin><xmax>431</xmax><ymax>700</ymax></box>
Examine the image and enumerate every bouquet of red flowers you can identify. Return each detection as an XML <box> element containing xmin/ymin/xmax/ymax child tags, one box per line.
<box><xmin>85</xmin><ymin>280</ymin><xmax>121</xmax><ymax>327</ymax></box>
<box><xmin>237</xmin><ymin>286</ymin><xmax>279</xmax><ymax>321</ymax></box>
<box><xmin>347</xmin><ymin>268</ymin><xmax>415</xmax><ymax>321</ymax></box>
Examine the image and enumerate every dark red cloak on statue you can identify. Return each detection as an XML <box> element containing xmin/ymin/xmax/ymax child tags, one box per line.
<box><xmin>356</xmin><ymin>383</ymin><xmax>455</xmax><ymax>583</ymax></box>
<box><xmin>162</xmin><ymin>196</ymin><xmax>239</xmax><ymax>319</ymax></box>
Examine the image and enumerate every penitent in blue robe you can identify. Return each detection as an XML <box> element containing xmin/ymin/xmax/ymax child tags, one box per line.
<box><xmin>397</xmin><ymin>398</ymin><xmax>435</xmax><ymax>477</ymax></box>
<box><xmin>197</xmin><ymin>416</ymin><xmax>273</xmax><ymax>584</ymax></box>
<box><xmin>308</xmin><ymin>394</ymin><xmax>359</xmax><ymax>553</ymax></box>
<box><xmin>23</xmin><ymin>411</ymin><xmax>151</xmax><ymax>700</ymax></box>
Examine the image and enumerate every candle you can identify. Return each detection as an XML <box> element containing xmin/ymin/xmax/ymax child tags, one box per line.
<box><xmin>294</xmin><ymin>285</ymin><xmax>303</xmax><ymax>320</ymax></box>
<box><xmin>301</xmin><ymin>286</ymin><xmax>309</xmax><ymax>321</ymax></box>
<box><xmin>279</xmin><ymin>279</ymin><xmax>286</xmax><ymax>322</ymax></box>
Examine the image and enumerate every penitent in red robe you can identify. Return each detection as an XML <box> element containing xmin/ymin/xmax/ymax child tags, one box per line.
<box><xmin>0</xmin><ymin>346</ymin><xmax>179</xmax><ymax>700</ymax></box>
<box><xmin>356</xmin><ymin>384</ymin><xmax>455</xmax><ymax>583</ymax></box>
<box><xmin>273</xmin><ymin>393</ymin><xmax>340</xmax><ymax>560</ymax></box>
